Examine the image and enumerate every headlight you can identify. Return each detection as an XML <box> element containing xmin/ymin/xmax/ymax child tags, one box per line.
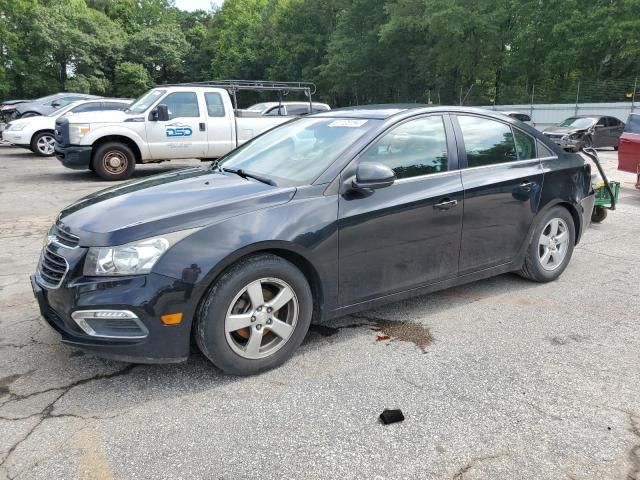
<box><xmin>83</xmin><ymin>229</ymin><xmax>197</xmax><ymax>276</ymax></box>
<box><xmin>9</xmin><ymin>123</ymin><xmax>26</xmax><ymax>131</ymax></box>
<box><xmin>69</xmin><ymin>123</ymin><xmax>91</xmax><ymax>144</ymax></box>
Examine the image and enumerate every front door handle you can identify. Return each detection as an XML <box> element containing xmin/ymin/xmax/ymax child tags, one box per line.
<box><xmin>199</xmin><ymin>122</ymin><xmax>206</xmax><ymax>131</ymax></box>
<box><xmin>434</xmin><ymin>199</ymin><xmax>458</xmax><ymax>210</ymax></box>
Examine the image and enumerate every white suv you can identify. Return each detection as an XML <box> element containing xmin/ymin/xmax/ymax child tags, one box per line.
<box><xmin>2</xmin><ymin>99</ymin><xmax>130</xmax><ymax>156</ymax></box>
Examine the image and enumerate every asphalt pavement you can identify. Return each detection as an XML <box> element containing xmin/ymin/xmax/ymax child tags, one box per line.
<box><xmin>0</xmin><ymin>147</ymin><xmax>639</xmax><ymax>480</ymax></box>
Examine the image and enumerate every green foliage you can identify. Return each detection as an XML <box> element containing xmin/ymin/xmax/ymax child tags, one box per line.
<box><xmin>113</xmin><ymin>62</ymin><xmax>153</xmax><ymax>97</ymax></box>
<box><xmin>1</xmin><ymin>0</ymin><xmax>639</xmax><ymax>105</ymax></box>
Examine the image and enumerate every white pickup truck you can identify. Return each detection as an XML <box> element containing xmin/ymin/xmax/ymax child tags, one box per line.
<box><xmin>54</xmin><ymin>82</ymin><xmax>313</xmax><ymax>180</ymax></box>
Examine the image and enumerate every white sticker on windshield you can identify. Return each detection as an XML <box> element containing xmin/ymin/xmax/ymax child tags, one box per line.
<box><xmin>328</xmin><ymin>119</ymin><xmax>368</xmax><ymax>128</ymax></box>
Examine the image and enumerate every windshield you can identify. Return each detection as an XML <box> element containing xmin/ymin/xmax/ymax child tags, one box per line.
<box><xmin>126</xmin><ymin>89</ymin><xmax>166</xmax><ymax>114</ymax></box>
<box><xmin>559</xmin><ymin>117</ymin><xmax>596</xmax><ymax>129</ymax></box>
<box><xmin>219</xmin><ymin>117</ymin><xmax>379</xmax><ymax>185</ymax></box>
<box><xmin>246</xmin><ymin>103</ymin><xmax>271</xmax><ymax>112</ymax></box>
<box><xmin>35</xmin><ymin>94</ymin><xmax>60</xmax><ymax>104</ymax></box>
<box><xmin>47</xmin><ymin>103</ymin><xmax>74</xmax><ymax>117</ymax></box>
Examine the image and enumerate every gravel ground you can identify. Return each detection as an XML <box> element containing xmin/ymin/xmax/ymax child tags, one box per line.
<box><xmin>0</xmin><ymin>147</ymin><xmax>639</xmax><ymax>480</ymax></box>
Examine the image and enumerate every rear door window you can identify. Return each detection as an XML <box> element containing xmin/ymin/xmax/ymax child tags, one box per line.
<box><xmin>457</xmin><ymin>116</ymin><xmax>517</xmax><ymax>167</ymax></box>
<box><xmin>204</xmin><ymin>93</ymin><xmax>225</xmax><ymax>117</ymax></box>
<box><xmin>287</xmin><ymin>105</ymin><xmax>313</xmax><ymax>116</ymax></box>
<box><xmin>513</xmin><ymin>129</ymin><xmax>536</xmax><ymax>160</ymax></box>
<box><xmin>70</xmin><ymin>102</ymin><xmax>104</xmax><ymax>113</ymax></box>
<box><xmin>624</xmin><ymin>115</ymin><xmax>640</xmax><ymax>134</ymax></box>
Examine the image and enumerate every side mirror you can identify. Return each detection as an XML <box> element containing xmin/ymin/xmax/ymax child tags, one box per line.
<box><xmin>51</xmin><ymin>101</ymin><xmax>60</xmax><ymax>108</ymax></box>
<box><xmin>352</xmin><ymin>163</ymin><xmax>396</xmax><ymax>191</ymax></box>
<box><xmin>151</xmin><ymin>104</ymin><xmax>169</xmax><ymax>122</ymax></box>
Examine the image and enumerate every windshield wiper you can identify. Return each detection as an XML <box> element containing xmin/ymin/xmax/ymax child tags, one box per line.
<box><xmin>210</xmin><ymin>160</ymin><xmax>223</xmax><ymax>172</ymax></box>
<box><xmin>223</xmin><ymin>168</ymin><xmax>277</xmax><ymax>187</ymax></box>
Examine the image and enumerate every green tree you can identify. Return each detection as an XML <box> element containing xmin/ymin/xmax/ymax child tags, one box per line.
<box><xmin>113</xmin><ymin>62</ymin><xmax>153</xmax><ymax>97</ymax></box>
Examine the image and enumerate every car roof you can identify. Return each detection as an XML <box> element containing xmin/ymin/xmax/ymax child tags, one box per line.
<box><xmin>313</xmin><ymin>105</ymin><xmax>524</xmax><ymax>121</ymax></box>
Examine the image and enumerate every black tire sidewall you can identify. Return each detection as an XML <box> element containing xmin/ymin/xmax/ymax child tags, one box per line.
<box><xmin>31</xmin><ymin>131</ymin><xmax>55</xmax><ymax>157</ymax></box>
<box><xmin>196</xmin><ymin>255</ymin><xmax>313</xmax><ymax>376</ymax></box>
<box><xmin>92</xmin><ymin>142</ymin><xmax>135</xmax><ymax>181</ymax></box>
<box><xmin>525</xmin><ymin>206</ymin><xmax>576</xmax><ymax>282</ymax></box>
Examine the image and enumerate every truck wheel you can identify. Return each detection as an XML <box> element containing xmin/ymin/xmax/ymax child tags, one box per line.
<box><xmin>92</xmin><ymin>142</ymin><xmax>135</xmax><ymax>181</ymax></box>
<box><xmin>519</xmin><ymin>206</ymin><xmax>575</xmax><ymax>283</ymax></box>
<box><xmin>591</xmin><ymin>206</ymin><xmax>607</xmax><ymax>223</ymax></box>
<box><xmin>195</xmin><ymin>254</ymin><xmax>313</xmax><ymax>376</ymax></box>
<box><xmin>30</xmin><ymin>131</ymin><xmax>56</xmax><ymax>156</ymax></box>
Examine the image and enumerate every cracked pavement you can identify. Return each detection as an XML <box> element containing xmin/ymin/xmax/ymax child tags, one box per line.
<box><xmin>0</xmin><ymin>147</ymin><xmax>639</xmax><ymax>479</ymax></box>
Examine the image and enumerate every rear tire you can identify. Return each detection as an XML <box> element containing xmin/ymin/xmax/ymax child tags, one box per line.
<box><xmin>30</xmin><ymin>131</ymin><xmax>55</xmax><ymax>156</ymax></box>
<box><xmin>519</xmin><ymin>206</ymin><xmax>576</xmax><ymax>282</ymax></box>
<box><xmin>91</xmin><ymin>142</ymin><xmax>135</xmax><ymax>181</ymax></box>
<box><xmin>195</xmin><ymin>254</ymin><xmax>313</xmax><ymax>376</ymax></box>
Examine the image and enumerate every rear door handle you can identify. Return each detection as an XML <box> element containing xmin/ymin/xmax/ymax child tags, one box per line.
<box><xmin>199</xmin><ymin>122</ymin><xmax>206</xmax><ymax>131</ymax></box>
<box><xmin>434</xmin><ymin>199</ymin><xmax>458</xmax><ymax>210</ymax></box>
<box><xmin>519</xmin><ymin>181</ymin><xmax>534</xmax><ymax>191</ymax></box>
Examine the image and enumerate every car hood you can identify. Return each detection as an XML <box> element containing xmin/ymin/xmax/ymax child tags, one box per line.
<box><xmin>1</xmin><ymin>100</ymin><xmax>28</xmax><ymax>108</ymax></box>
<box><xmin>543</xmin><ymin>126</ymin><xmax>585</xmax><ymax>135</ymax></box>
<box><xmin>58</xmin><ymin>167</ymin><xmax>296</xmax><ymax>246</ymax></box>
<box><xmin>66</xmin><ymin>110</ymin><xmax>132</xmax><ymax>124</ymax></box>
<box><xmin>8</xmin><ymin>115</ymin><xmax>53</xmax><ymax>129</ymax></box>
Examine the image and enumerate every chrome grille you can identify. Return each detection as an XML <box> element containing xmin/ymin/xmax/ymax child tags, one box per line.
<box><xmin>37</xmin><ymin>246</ymin><xmax>69</xmax><ymax>289</ymax></box>
<box><xmin>54</xmin><ymin>223</ymin><xmax>79</xmax><ymax>248</ymax></box>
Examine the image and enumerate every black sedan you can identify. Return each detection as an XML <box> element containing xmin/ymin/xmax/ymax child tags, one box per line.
<box><xmin>32</xmin><ymin>106</ymin><xmax>595</xmax><ymax>375</ymax></box>
<box><xmin>543</xmin><ymin>115</ymin><xmax>625</xmax><ymax>151</ymax></box>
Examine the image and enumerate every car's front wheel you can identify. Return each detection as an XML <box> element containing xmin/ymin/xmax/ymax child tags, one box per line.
<box><xmin>31</xmin><ymin>131</ymin><xmax>56</xmax><ymax>156</ymax></box>
<box><xmin>92</xmin><ymin>142</ymin><xmax>136</xmax><ymax>181</ymax></box>
<box><xmin>195</xmin><ymin>254</ymin><xmax>313</xmax><ymax>375</ymax></box>
<box><xmin>519</xmin><ymin>206</ymin><xmax>576</xmax><ymax>282</ymax></box>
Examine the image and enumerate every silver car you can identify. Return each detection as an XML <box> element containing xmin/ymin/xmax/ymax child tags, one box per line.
<box><xmin>543</xmin><ymin>115</ymin><xmax>625</xmax><ymax>151</ymax></box>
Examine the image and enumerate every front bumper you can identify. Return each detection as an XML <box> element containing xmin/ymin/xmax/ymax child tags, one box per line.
<box><xmin>31</xmin><ymin>271</ymin><xmax>195</xmax><ymax>363</ymax></box>
<box><xmin>2</xmin><ymin>130</ymin><xmax>29</xmax><ymax>146</ymax></box>
<box><xmin>55</xmin><ymin>145</ymin><xmax>92</xmax><ymax>170</ymax></box>
<box><xmin>544</xmin><ymin>135</ymin><xmax>583</xmax><ymax>151</ymax></box>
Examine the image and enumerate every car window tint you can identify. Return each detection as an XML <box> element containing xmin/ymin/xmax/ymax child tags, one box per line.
<box><xmin>287</xmin><ymin>105</ymin><xmax>312</xmax><ymax>115</ymax></box>
<box><xmin>513</xmin><ymin>128</ymin><xmax>536</xmax><ymax>160</ymax></box>
<box><xmin>624</xmin><ymin>115</ymin><xmax>640</xmax><ymax>134</ymax></box>
<box><xmin>265</xmin><ymin>106</ymin><xmax>284</xmax><ymax>116</ymax></box>
<box><xmin>162</xmin><ymin>92</ymin><xmax>199</xmax><ymax>119</ymax></box>
<box><xmin>596</xmin><ymin>117</ymin><xmax>607</xmax><ymax>126</ymax></box>
<box><xmin>71</xmin><ymin>102</ymin><xmax>102</xmax><ymax>113</ymax></box>
<box><xmin>511</xmin><ymin>113</ymin><xmax>530</xmax><ymax>122</ymax></box>
<box><xmin>537</xmin><ymin>140</ymin><xmax>555</xmax><ymax>158</ymax></box>
<box><xmin>204</xmin><ymin>93</ymin><xmax>225</xmax><ymax>117</ymax></box>
<box><xmin>458</xmin><ymin>115</ymin><xmax>517</xmax><ymax>167</ymax></box>
<box><xmin>360</xmin><ymin>116</ymin><xmax>448</xmax><ymax>179</ymax></box>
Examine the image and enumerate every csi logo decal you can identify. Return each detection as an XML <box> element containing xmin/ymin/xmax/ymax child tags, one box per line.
<box><xmin>165</xmin><ymin>123</ymin><xmax>193</xmax><ymax>137</ymax></box>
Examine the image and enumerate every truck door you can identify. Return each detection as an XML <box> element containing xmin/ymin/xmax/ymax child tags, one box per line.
<box><xmin>204</xmin><ymin>92</ymin><xmax>235</xmax><ymax>158</ymax></box>
<box><xmin>146</xmin><ymin>91</ymin><xmax>208</xmax><ymax>159</ymax></box>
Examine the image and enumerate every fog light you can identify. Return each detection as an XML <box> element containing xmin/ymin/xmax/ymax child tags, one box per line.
<box><xmin>71</xmin><ymin>310</ymin><xmax>149</xmax><ymax>339</ymax></box>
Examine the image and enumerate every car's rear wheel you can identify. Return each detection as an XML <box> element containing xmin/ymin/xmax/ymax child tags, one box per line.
<box><xmin>31</xmin><ymin>131</ymin><xmax>56</xmax><ymax>156</ymax></box>
<box><xmin>519</xmin><ymin>206</ymin><xmax>575</xmax><ymax>282</ymax></box>
<box><xmin>92</xmin><ymin>142</ymin><xmax>135</xmax><ymax>181</ymax></box>
<box><xmin>195</xmin><ymin>254</ymin><xmax>313</xmax><ymax>376</ymax></box>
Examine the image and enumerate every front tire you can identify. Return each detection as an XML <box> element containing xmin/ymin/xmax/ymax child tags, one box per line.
<box><xmin>92</xmin><ymin>142</ymin><xmax>135</xmax><ymax>181</ymax></box>
<box><xmin>519</xmin><ymin>206</ymin><xmax>576</xmax><ymax>282</ymax></box>
<box><xmin>195</xmin><ymin>254</ymin><xmax>313</xmax><ymax>376</ymax></box>
<box><xmin>31</xmin><ymin>131</ymin><xmax>56</xmax><ymax>156</ymax></box>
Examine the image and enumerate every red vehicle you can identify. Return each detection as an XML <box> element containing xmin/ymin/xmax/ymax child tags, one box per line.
<box><xmin>618</xmin><ymin>113</ymin><xmax>640</xmax><ymax>189</ymax></box>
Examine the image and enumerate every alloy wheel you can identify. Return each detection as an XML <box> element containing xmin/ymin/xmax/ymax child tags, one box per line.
<box><xmin>224</xmin><ymin>277</ymin><xmax>299</xmax><ymax>360</ymax></box>
<box><xmin>538</xmin><ymin>218</ymin><xmax>570</xmax><ymax>271</ymax></box>
<box><xmin>37</xmin><ymin>135</ymin><xmax>55</xmax><ymax>155</ymax></box>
